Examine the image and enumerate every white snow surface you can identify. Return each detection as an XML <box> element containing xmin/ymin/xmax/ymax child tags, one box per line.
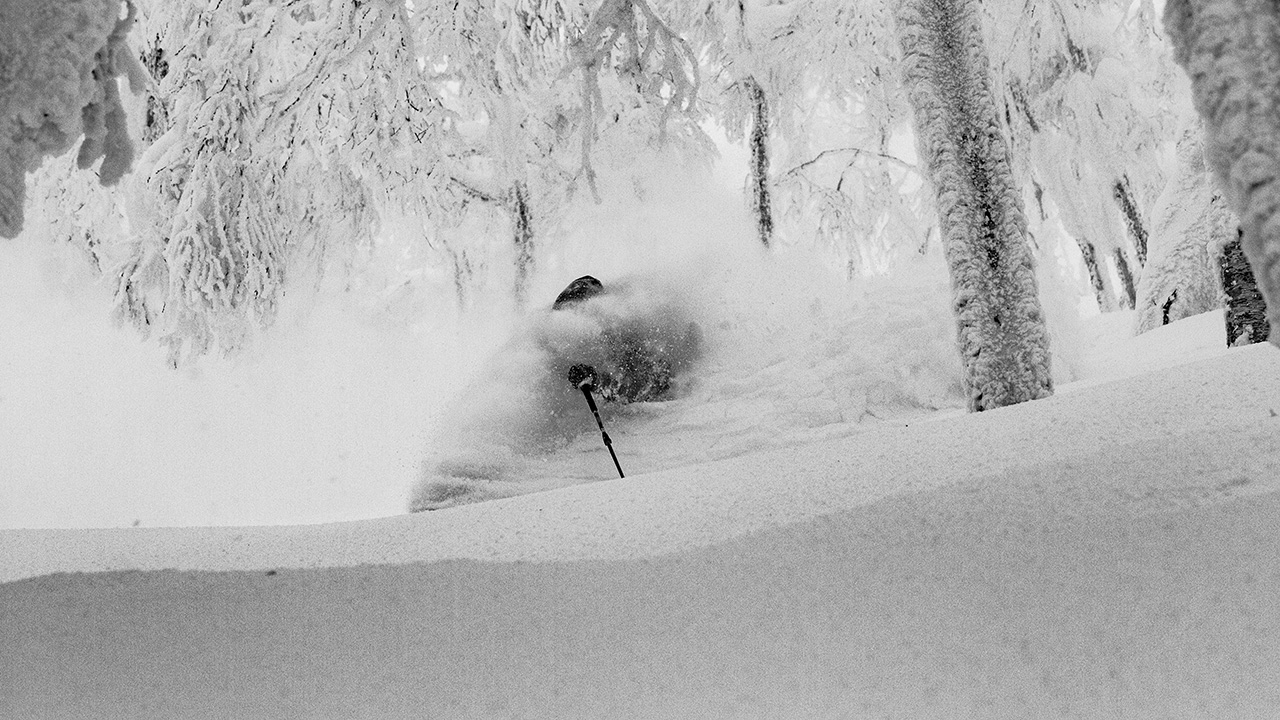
<box><xmin>3</xmin><ymin>314</ymin><xmax>1279</xmax><ymax>716</ymax></box>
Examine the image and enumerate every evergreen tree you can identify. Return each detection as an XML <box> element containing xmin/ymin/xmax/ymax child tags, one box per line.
<box><xmin>896</xmin><ymin>0</ymin><xmax>1054</xmax><ymax>411</ymax></box>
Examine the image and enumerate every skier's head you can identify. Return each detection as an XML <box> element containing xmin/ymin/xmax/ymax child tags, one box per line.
<box><xmin>552</xmin><ymin>275</ymin><xmax>604</xmax><ymax>309</ymax></box>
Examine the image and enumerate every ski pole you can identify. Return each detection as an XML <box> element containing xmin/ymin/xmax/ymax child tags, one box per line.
<box><xmin>568</xmin><ymin>364</ymin><xmax>625</xmax><ymax>479</ymax></box>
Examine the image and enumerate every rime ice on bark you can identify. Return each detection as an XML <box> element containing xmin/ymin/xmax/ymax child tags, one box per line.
<box><xmin>1077</xmin><ymin>240</ymin><xmax>1113</xmax><ymax>312</ymax></box>
<box><xmin>510</xmin><ymin>181</ymin><xmax>535</xmax><ymax>305</ymax></box>
<box><xmin>1166</xmin><ymin>0</ymin><xmax>1280</xmax><ymax>346</ymax></box>
<box><xmin>0</xmin><ymin>0</ymin><xmax>137</xmax><ymax>238</ymax></box>
<box><xmin>1113</xmin><ymin>248</ymin><xmax>1137</xmax><ymax>309</ymax></box>
<box><xmin>896</xmin><ymin>0</ymin><xmax>1053</xmax><ymax>412</ymax></box>
<box><xmin>1114</xmin><ymin>176</ymin><xmax>1149</xmax><ymax>268</ymax></box>
<box><xmin>744</xmin><ymin>76</ymin><xmax>773</xmax><ymax>248</ymax></box>
<box><xmin>1221</xmin><ymin>230</ymin><xmax>1271</xmax><ymax>344</ymax></box>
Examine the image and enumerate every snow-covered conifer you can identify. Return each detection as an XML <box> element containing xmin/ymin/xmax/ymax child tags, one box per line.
<box><xmin>896</xmin><ymin>0</ymin><xmax>1054</xmax><ymax>411</ymax></box>
<box><xmin>1165</xmin><ymin>0</ymin><xmax>1280</xmax><ymax>346</ymax></box>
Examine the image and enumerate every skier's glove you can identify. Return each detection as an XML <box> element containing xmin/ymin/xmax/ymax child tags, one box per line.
<box><xmin>567</xmin><ymin>364</ymin><xmax>598</xmax><ymax>391</ymax></box>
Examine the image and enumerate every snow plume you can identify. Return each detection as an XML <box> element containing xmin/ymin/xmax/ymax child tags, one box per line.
<box><xmin>0</xmin><ymin>0</ymin><xmax>138</xmax><ymax>238</ymax></box>
<box><xmin>410</xmin><ymin>249</ymin><xmax>968</xmax><ymax>512</ymax></box>
<box><xmin>1166</xmin><ymin>0</ymin><xmax>1280</xmax><ymax>346</ymax></box>
<box><xmin>895</xmin><ymin>0</ymin><xmax>1054</xmax><ymax>411</ymax></box>
<box><xmin>409</xmin><ymin>169</ymin><xmax>968</xmax><ymax>510</ymax></box>
<box><xmin>409</xmin><ymin>273</ymin><xmax>704</xmax><ymax>511</ymax></box>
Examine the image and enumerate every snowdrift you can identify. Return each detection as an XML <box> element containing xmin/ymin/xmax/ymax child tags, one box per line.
<box><xmin>3</xmin><ymin>342</ymin><xmax>1278</xmax><ymax>718</ymax></box>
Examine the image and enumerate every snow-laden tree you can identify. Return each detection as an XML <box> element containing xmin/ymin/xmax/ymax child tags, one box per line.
<box><xmin>1165</xmin><ymin>0</ymin><xmax>1279</xmax><ymax>346</ymax></box>
<box><xmin>1</xmin><ymin>0</ymin><xmax>141</xmax><ymax>239</ymax></box>
<box><xmin>1134</xmin><ymin>113</ymin><xmax>1233</xmax><ymax>334</ymax></box>
<box><xmin>655</xmin><ymin>0</ymin><xmax>800</xmax><ymax>249</ymax></box>
<box><xmin>985</xmin><ymin>0</ymin><xmax>1180</xmax><ymax>313</ymax></box>
<box><xmin>895</xmin><ymin>0</ymin><xmax>1054</xmax><ymax>411</ymax></box>
<box><xmin>16</xmin><ymin>0</ymin><xmax>717</xmax><ymax>362</ymax></box>
<box><xmin>429</xmin><ymin>0</ymin><xmax>709</xmax><ymax>302</ymax></box>
<box><xmin>105</xmin><ymin>0</ymin><xmax>461</xmax><ymax>364</ymax></box>
<box><xmin>662</xmin><ymin>0</ymin><xmax>930</xmax><ymax>271</ymax></box>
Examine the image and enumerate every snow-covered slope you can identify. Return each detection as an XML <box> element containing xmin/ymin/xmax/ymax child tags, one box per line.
<box><xmin>3</xmin><ymin>340</ymin><xmax>1277</xmax><ymax>717</ymax></box>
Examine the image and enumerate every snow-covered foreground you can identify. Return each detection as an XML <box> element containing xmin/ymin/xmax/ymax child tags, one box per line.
<box><xmin>3</xmin><ymin>337</ymin><xmax>1278</xmax><ymax>717</ymax></box>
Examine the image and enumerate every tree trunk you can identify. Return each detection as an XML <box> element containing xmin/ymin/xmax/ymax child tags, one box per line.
<box><xmin>1078</xmin><ymin>239</ymin><xmax>1113</xmax><ymax>312</ymax></box>
<box><xmin>745</xmin><ymin>77</ymin><xmax>773</xmax><ymax>248</ymax></box>
<box><xmin>1221</xmin><ymin>229</ymin><xmax>1271</xmax><ymax>345</ymax></box>
<box><xmin>896</xmin><ymin>0</ymin><xmax>1053</xmax><ymax>412</ymax></box>
<box><xmin>1113</xmin><ymin>248</ymin><xmax>1137</xmax><ymax>309</ymax></box>
<box><xmin>1166</xmin><ymin>0</ymin><xmax>1280</xmax><ymax>347</ymax></box>
<box><xmin>1162</xmin><ymin>289</ymin><xmax>1180</xmax><ymax>325</ymax></box>
<box><xmin>510</xmin><ymin>181</ymin><xmax>534</xmax><ymax>306</ymax></box>
<box><xmin>1113</xmin><ymin>176</ymin><xmax>1148</xmax><ymax>267</ymax></box>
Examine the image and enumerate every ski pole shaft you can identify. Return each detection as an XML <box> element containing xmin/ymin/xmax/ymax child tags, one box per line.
<box><xmin>581</xmin><ymin>387</ymin><xmax>625</xmax><ymax>478</ymax></box>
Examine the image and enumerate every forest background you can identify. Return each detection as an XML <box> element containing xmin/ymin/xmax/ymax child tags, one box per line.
<box><xmin>2</xmin><ymin>0</ymin><xmax>1278</xmax><ymax>525</ymax></box>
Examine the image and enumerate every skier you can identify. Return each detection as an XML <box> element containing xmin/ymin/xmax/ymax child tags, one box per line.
<box><xmin>549</xmin><ymin>274</ymin><xmax>701</xmax><ymax>404</ymax></box>
<box><xmin>408</xmin><ymin>273</ymin><xmax>701</xmax><ymax>511</ymax></box>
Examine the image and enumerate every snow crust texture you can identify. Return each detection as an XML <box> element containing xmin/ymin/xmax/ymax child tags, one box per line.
<box><xmin>0</xmin><ymin>0</ymin><xmax>135</xmax><ymax>238</ymax></box>
<box><xmin>895</xmin><ymin>0</ymin><xmax>1054</xmax><ymax>411</ymax></box>
<box><xmin>1167</xmin><ymin>0</ymin><xmax>1280</xmax><ymax>345</ymax></box>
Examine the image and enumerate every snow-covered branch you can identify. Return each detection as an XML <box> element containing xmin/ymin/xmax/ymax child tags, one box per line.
<box><xmin>565</xmin><ymin>0</ymin><xmax>700</xmax><ymax>199</ymax></box>
<box><xmin>1</xmin><ymin>0</ymin><xmax>139</xmax><ymax>238</ymax></box>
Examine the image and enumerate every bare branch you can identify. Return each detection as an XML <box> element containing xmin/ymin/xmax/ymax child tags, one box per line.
<box><xmin>781</xmin><ymin>147</ymin><xmax>918</xmax><ymax>179</ymax></box>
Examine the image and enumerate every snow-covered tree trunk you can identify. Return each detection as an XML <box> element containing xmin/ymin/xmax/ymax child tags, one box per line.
<box><xmin>1114</xmin><ymin>176</ymin><xmax>1149</xmax><ymax>268</ymax></box>
<box><xmin>895</xmin><ymin>0</ymin><xmax>1053</xmax><ymax>412</ymax></box>
<box><xmin>744</xmin><ymin>76</ymin><xmax>773</xmax><ymax>248</ymax></box>
<box><xmin>1221</xmin><ymin>230</ymin><xmax>1271</xmax><ymax>344</ymax></box>
<box><xmin>1113</xmin><ymin>248</ymin><xmax>1137</xmax><ymax>309</ymax></box>
<box><xmin>1077</xmin><ymin>239</ymin><xmax>1116</xmax><ymax>312</ymax></box>
<box><xmin>1166</xmin><ymin>0</ymin><xmax>1280</xmax><ymax>347</ymax></box>
<box><xmin>510</xmin><ymin>180</ymin><xmax>535</xmax><ymax>307</ymax></box>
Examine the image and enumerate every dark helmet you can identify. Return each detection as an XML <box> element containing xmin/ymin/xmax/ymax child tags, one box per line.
<box><xmin>552</xmin><ymin>275</ymin><xmax>604</xmax><ymax>309</ymax></box>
